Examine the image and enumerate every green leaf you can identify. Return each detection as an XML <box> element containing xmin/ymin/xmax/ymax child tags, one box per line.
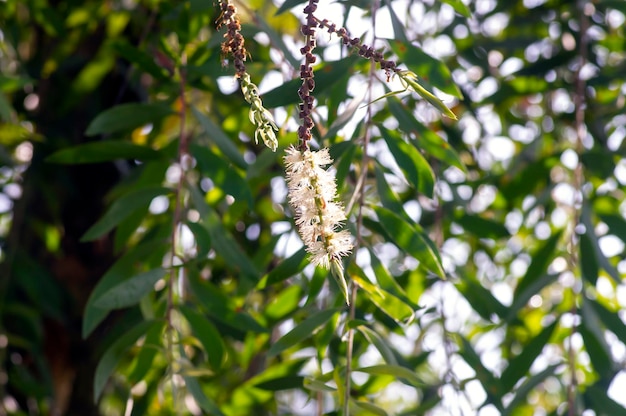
<box><xmin>500</xmin><ymin>321</ymin><xmax>557</xmax><ymax>393</ymax></box>
<box><xmin>380</xmin><ymin>127</ymin><xmax>435</xmax><ymax>197</ymax></box>
<box><xmin>382</xmin><ymin>0</ymin><xmax>409</xmax><ymax>43</ymax></box>
<box><xmin>439</xmin><ymin>0</ymin><xmax>472</xmax><ymax>17</ymax></box>
<box><xmin>257</xmin><ymin>247</ymin><xmax>307</xmax><ymax>289</ymax></box>
<box><xmin>268</xmin><ymin>308</ymin><xmax>340</xmax><ymax>357</ymax></box>
<box><xmin>263</xmin><ymin>56</ymin><xmax>359</xmax><ymax>108</ymax></box>
<box><xmin>508</xmin><ymin>273</ymin><xmax>559</xmax><ymax>322</ymax></box>
<box><xmin>400</xmin><ymin>72</ymin><xmax>458</xmax><ymax>119</ymax></box>
<box><xmin>350</xmin><ymin>399</ymin><xmax>389</xmax><ymax>416</ymax></box>
<box><xmin>254</xmin><ymin>376</ymin><xmax>304</xmax><ymax>391</ymax></box>
<box><xmin>582</xmin><ymin>204</ymin><xmax>621</xmax><ymax>283</ymax></box>
<box><xmin>184</xmin><ymin>376</ymin><xmax>225</xmax><ymax>416</ymax></box>
<box><xmin>252</xmin><ymin>12</ymin><xmax>301</xmax><ymax>70</ymax></box>
<box><xmin>580</xmin><ymin>229</ymin><xmax>599</xmax><ymax>285</ymax></box>
<box><xmin>189</xmin><ymin>186</ymin><xmax>260</xmax><ymax>285</ymax></box>
<box><xmin>111</xmin><ymin>40</ymin><xmax>168</xmax><ymax>80</ymax></box>
<box><xmin>324</xmin><ymin>91</ymin><xmax>365</xmax><ymax>140</ymax></box>
<box><xmin>584</xmin><ymin>384</ymin><xmax>626</xmax><ymax>415</ymax></box>
<box><xmin>589</xmin><ymin>299</ymin><xmax>626</xmax><ymax>345</ymax></box>
<box><xmin>502</xmin><ymin>364</ymin><xmax>560</xmax><ymax>415</ymax></box>
<box><xmin>456</xmin><ymin>272</ymin><xmax>507</xmax><ymax>321</ymax></box>
<box><xmin>391</xmin><ymin>43</ymin><xmax>461</xmax><ymax>98</ymax></box>
<box><xmin>192</xmin><ymin>144</ymin><xmax>253</xmax><ymax>207</ymax></box>
<box><xmin>369</xmin><ymin>249</ymin><xmax>418</xmax><ymax>309</ymax></box>
<box><xmin>303</xmin><ymin>377</ymin><xmax>337</xmax><ymax>392</ymax></box>
<box><xmin>128</xmin><ymin>321</ymin><xmax>164</xmax><ymax>384</ymax></box>
<box><xmin>187</xmin><ymin>273</ymin><xmax>267</xmax><ymax>334</ymax></box>
<box><xmin>94</xmin><ymin>268</ymin><xmax>166</xmax><ymax>310</ymax></box>
<box><xmin>186</xmin><ymin>221</ymin><xmax>211</xmax><ymax>258</ymax></box>
<box><xmin>180</xmin><ymin>306</ymin><xmax>225</xmax><ymax>370</ymax></box>
<box><xmin>83</xmin><ymin>240</ymin><xmax>168</xmax><ymax>338</ymax></box>
<box><xmin>386</xmin><ymin>98</ymin><xmax>465</xmax><ymax>171</ymax></box>
<box><xmin>455</xmin><ymin>213</ymin><xmax>510</xmax><ymax>239</ymax></box>
<box><xmin>599</xmin><ymin>213</ymin><xmax>626</xmax><ymax>244</ymax></box>
<box><xmin>94</xmin><ymin>320</ymin><xmax>157</xmax><ymax>402</ymax></box>
<box><xmin>581</xmin><ymin>300</ymin><xmax>615</xmax><ymax>379</ymax></box>
<box><xmin>81</xmin><ymin>186</ymin><xmax>171</xmax><ymax>241</ymax></box>
<box><xmin>355</xmin><ymin>324</ymin><xmax>398</xmax><ymax>365</ymax></box>
<box><xmin>264</xmin><ymin>285</ymin><xmax>303</xmax><ymax>321</ymax></box>
<box><xmin>373</xmin><ymin>206</ymin><xmax>445</xmax><ymax>278</ymax></box>
<box><xmin>354</xmin><ymin>365</ymin><xmax>425</xmax><ymax>388</ymax></box>
<box><xmin>191</xmin><ymin>105</ymin><xmax>247</xmax><ymax>169</ymax></box>
<box><xmin>46</xmin><ymin>141</ymin><xmax>162</xmax><ymax>164</ymax></box>
<box><xmin>352</xmin><ymin>269</ymin><xmax>415</xmax><ymax>324</ymax></box>
<box><xmin>274</xmin><ymin>0</ymin><xmax>308</xmax><ymax>15</ymax></box>
<box><xmin>458</xmin><ymin>336</ymin><xmax>502</xmax><ymax>410</ymax></box>
<box><xmin>374</xmin><ymin>163</ymin><xmax>408</xmax><ymax>218</ymax></box>
<box><xmin>509</xmin><ymin>231</ymin><xmax>562</xmax><ymax>319</ymax></box>
<box><xmin>85</xmin><ymin>103</ymin><xmax>174</xmax><ymax>136</ymax></box>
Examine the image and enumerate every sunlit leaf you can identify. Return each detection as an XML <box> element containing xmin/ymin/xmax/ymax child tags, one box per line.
<box><xmin>264</xmin><ymin>285</ymin><xmax>303</xmax><ymax>321</ymax></box>
<box><xmin>352</xmin><ymin>268</ymin><xmax>415</xmax><ymax>324</ymax></box>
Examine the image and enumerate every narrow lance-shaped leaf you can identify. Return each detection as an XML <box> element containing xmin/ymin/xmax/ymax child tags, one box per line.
<box><xmin>354</xmin><ymin>365</ymin><xmax>425</xmax><ymax>388</ymax></box>
<box><xmin>351</xmin><ymin>269</ymin><xmax>415</xmax><ymax>324</ymax></box>
<box><xmin>268</xmin><ymin>308</ymin><xmax>340</xmax><ymax>357</ymax></box>
<box><xmin>46</xmin><ymin>141</ymin><xmax>163</xmax><ymax>164</ymax></box>
<box><xmin>399</xmin><ymin>71</ymin><xmax>458</xmax><ymax>119</ymax></box>
<box><xmin>82</xmin><ymin>240</ymin><xmax>168</xmax><ymax>338</ymax></box>
<box><xmin>81</xmin><ymin>186</ymin><xmax>171</xmax><ymax>242</ymax></box>
<box><xmin>85</xmin><ymin>103</ymin><xmax>174</xmax><ymax>136</ymax></box>
<box><xmin>380</xmin><ymin>126</ymin><xmax>435</xmax><ymax>197</ymax></box>
<box><xmin>500</xmin><ymin>321</ymin><xmax>557</xmax><ymax>393</ymax></box>
<box><xmin>94</xmin><ymin>320</ymin><xmax>159</xmax><ymax>402</ymax></box>
<box><xmin>373</xmin><ymin>206</ymin><xmax>445</xmax><ymax>278</ymax></box>
<box><xmin>180</xmin><ymin>305</ymin><xmax>225</xmax><ymax>370</ymax></box>
<box><xmin>94</xmin><ymin>268</ymin><xmax>166</xmax><ymax>310</ymax></box>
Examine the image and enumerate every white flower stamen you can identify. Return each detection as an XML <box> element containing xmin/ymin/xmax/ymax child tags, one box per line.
<box><xmin>284</xmin><ymin>146</ymin><xmax>353</xmax><ymax>285</ymax></box>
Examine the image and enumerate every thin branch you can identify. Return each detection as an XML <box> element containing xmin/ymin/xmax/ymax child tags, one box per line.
<box><xmin>343</xmin><ymin>2</ymin><xmax>381</xmax><ymax>414</ymax></box>
<box><xmin>567</xmin><ymin>1</ymin><xmax>589</xmax><ymax>414</ymax></box>
<box><xmin>166</xmin><ymin>52</ymin><xmax>188</xmax><ymax>412</ymax></box>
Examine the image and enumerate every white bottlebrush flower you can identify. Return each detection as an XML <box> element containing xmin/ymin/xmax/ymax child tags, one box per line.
<box><xmin>284</xmin><ymin>145</ymin><xmax>353</xmax><ymax>304</ymax></box>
